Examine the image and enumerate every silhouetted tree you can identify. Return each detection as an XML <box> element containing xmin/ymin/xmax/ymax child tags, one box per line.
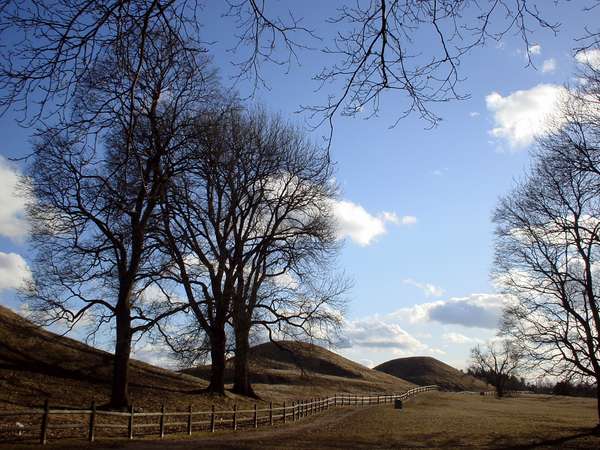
<box><xmin>470</xmin><ymin>340</ymin><xmax>524</xmax><ymax>397</ymax></box>
<box><xmin>159</xmin><ymin>107</ymin><xmax>346</xmax><ymax>397</ymax></box>
<box><xmin>494</xmin><ymin>56</ymin><xmax>600</xmax><ymax>425</ymax></box>
<box><xmin>23</xmin><ymin>30</ymin><xmax>219</xmax><ymax>408</ymax></box>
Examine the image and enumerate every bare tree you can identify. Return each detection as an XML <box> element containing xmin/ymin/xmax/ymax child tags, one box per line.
<box><xmin>22</xmin><ymin>30</ymin><xmax>219</xmax><ymax>408</ymax></box>
<box><xmin>494</xmin><ymin>59</ymin><xmax>600</xmax><ymax>424</ymax></box>
<box><xmin>0</xmin><ymin>1</ymin><xmax>580</xmax><ymax>141</ymax></box>
<box><xmin>470</xmin><ymin>340</ymin><xmax>524</xmax><ymax>398</ymax></box>
<box><xmin>156</xmin><ymin>105</ymin><xmax>244</xmax><ymax>394</ymax></box>
<box><xmin>159</xmin><ymin>107</ymin><xmax>346</xmax><ymax>397</ymax></box>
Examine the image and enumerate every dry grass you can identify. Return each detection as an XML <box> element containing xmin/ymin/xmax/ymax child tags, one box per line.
<box><xmin>0</xmin><ymin>307</ymin><xmax>411</xmax><ymax>418</ymax></box>
<box><xmin>8</xmin><ymin>392</ymin><xmax>599</xmax><ymax>449</ymax></box>
<box><xmin>184</xmin><ymin>341</ymin><xmax>414</xmax><ymax>400</ymax></box>
<box><xmin>5</xmin><ymin>306</ymin><xmax>598</xmax><ymax>449</ymax></box>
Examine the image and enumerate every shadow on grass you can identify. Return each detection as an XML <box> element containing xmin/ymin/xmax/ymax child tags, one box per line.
<box><xmin>491</xmin><ymin>427</ymin><xmax>598</xmax><ymax>449</ymax></box>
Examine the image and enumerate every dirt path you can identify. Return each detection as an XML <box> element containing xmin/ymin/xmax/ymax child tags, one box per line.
<box><xmin>87</xmin><ymin>405</ymin><xmax>369</xmax><ymax>450</ymax></box>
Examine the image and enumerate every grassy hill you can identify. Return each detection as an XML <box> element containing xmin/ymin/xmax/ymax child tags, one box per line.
<box><xmin>0</xmin><ymin>305</ymin><xmax>218</xmax><ymax>410</ymax></box>
<box><xmin>183</xmin><ymin>341</ymin><xmax>414</xmax><ymax>398</ymax></box>
<box><xmin>374</xmin><ymin>356</ymin><xmax>489</xmax><ymax>392</ymax></box>
<box><xmin>0</xmin><ymin>305</ymin><xmax>413</xmax><ymax>410</ymax></box>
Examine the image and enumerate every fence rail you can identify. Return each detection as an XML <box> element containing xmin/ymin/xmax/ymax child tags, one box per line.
<box><xmin>0</xmin><ymin>385</ymin><xmax>439</xmax><ymax>445</ymax></box>
<box><xmin>479</xmin><ymin>390</ymin><xmax>534</xmax><ymax>397</ymax></box>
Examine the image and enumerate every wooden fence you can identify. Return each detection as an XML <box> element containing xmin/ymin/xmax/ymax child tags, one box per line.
<box><xmin>479</xmin><ymin>390</ymin><xmax>534</xmax><ymax>397</ymax></box>
<box><xmin>0</xmin><ymin>385</ymin><xmax>439</xmax><ymax>445</ymax></box>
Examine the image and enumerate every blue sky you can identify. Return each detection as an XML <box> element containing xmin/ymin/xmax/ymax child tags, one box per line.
<box><xmin>1</xmin><ymin>1</ymin><xmax>599</xmax><ymax>371</ymax></box>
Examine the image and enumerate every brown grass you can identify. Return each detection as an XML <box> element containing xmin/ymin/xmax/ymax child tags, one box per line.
<box><xmin>185</xmin><ymin>341</ymin><xmax>414</xmax><ymax>401</ymax></box>
<box><xmin>7</xmin><ymin>392</ymin><xmax>599</xmax><ymax>449</ymax></box>
<box><xmin>26</xmin><ymin>392</ymin><xmax>596</xmax><ymax>449</ymax></box>
<box><xmin>0</xmin><ymin>306</ymin><xmax>411</xmax><ymax>414</ymax></box>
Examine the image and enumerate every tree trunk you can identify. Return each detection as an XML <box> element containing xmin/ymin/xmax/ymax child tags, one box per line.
<box><xmin>232</xmin><ymin>322</ymin><xmax>256</xmax><ymax>397</ymax></box>
<box><xmin>111</xmin><ymin>302</ymin><xmax>132</xmax><ymax>409</ymax></box>
<box><xmin>595</xmin><ymin>375</ymin><xmax>600</xmax><ymax>430</ymax></box>
<box><xmin>496</xmin><ymin>375</ymin><xmax>505</xmax><ymax>398</ymax></box>
<box><xmin>207</xmin><ymin>326</ymin><xmax>226</xmax><ymax>394</ymax></box>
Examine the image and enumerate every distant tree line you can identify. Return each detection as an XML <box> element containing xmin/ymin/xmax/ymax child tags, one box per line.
<box><xmin>466</xmin><ymin>367</ymin><xmax>528</xmax><ymax>393</ymax></box>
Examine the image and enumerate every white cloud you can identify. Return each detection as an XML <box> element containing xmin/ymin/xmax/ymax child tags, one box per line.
<box><xmin>0</xmin><ymin>252</ymin><xmax>32</xmax><ymax>291</ymax></box>
<box><xmin>541</xmin><ymin>58</ymin><xmax>557</xmax><ymax>74</ymax></box>
<box><xmin>469</xmin><ymin>111</ymin><xmax>480</xmax><ymax>118</ymax></box>
<box><xmin>0</xmin><ymin>157</ymin><xmax>28</xmax><ymax>239</ymax></box>
<box><xmin>400</xmin><ymin>293</ymin><xmax>516</xmax><ymax>329</ymax></box>
<box><xmin>443</xmin><ymin>332</ymin><xmax>483</xmax><ymax>345</ymax></box>
<box><xmin>399</xmin><ymin>215</ymin><xmax>417</xmax><ymax>225</ymax></box>
<box><xmin>485</xmin><ymin>84</ymin><xmax>566</xmax><ymax>149</ymax></box>
<box><xmin>529</xmin><ymin>44</ymin><xmax>542</xmax><ymax>55</ymax></box>
<box><xmin>403</xmin><ymin>278</ymin><xmax>444</xmax><ymax>297</ymax></box>
<box><xmin>132</xmin><ymin>339</ymin><xmax>177</xmax><ymax>369</ymax></box>
<box><xmin>337</xmin><ymin>316</ymin><xmax>425</xmax><ymax>351</ymax></box>
<box><xmin>331</xmin><ymin>200</ymin><xmax>415</xmax><ymax>246</ymax></box>
<box><xmin>575</xmin><ymin>49</ymin><xmax>600</xmax><ymax>70</ymax></box>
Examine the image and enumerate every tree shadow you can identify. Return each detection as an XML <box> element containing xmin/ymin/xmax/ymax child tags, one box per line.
<box><xmin>491</xmin><ymin>428</ymin><xmax>599</xmax><ymax>449</ymax></box>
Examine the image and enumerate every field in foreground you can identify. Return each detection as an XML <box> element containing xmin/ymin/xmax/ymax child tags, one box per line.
<box><xmin>15</xmin><ymin>392</ymin><xmax>600</xmax><ymax>449</ymax></box>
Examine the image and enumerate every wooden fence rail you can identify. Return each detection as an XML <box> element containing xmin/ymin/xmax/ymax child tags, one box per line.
<box><xmin>478</xmin><ymin>390</ymin><xmax>534</xmax><ymax>397</ymax></box>
<box><xmin>0</xmin><ymin>385</ymin><xmax>439</xmax><ymax>445</ymax></box>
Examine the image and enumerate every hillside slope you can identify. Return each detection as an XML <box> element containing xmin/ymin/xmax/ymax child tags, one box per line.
<box><xmin>0</xmin><ymin>305</ymin><xmax>211</xmax><ymax>410</ymax></box>
<box><xmin>184</xmin><ymin>341</ymin><xmax>414</xmax><ymax>398</ymax></box>
<box><xmin>0</xmin><ymin>306</ymin><xmax>413</xmax><ymax>409</ymax></box>
<box><xmin>374</xmin><ymin>356</ymin><xmax>489</xmax><ymax>392</ymax></box>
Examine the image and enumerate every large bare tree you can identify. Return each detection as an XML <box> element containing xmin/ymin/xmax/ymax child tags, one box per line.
<box><xmin>23</xmin><ymin>29</ymin><xmax>219</xmax><ymax>408</ymax></box>
<box><xmin>158</xmin><ymin>107</ymin><xmax>346</xmax><ymax>397</ymax></box>
<box><xmin>494</xmin><ymin>60</ymin><xmax>600</xmax><ymax>424</ymax></box>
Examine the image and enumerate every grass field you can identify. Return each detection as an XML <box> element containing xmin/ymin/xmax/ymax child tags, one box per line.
<box><xmin>11</xmin><ymin>392</ymin><xmax>600</xmax><ymax>449</ymax></box>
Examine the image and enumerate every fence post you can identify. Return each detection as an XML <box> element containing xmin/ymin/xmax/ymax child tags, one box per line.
<box><xmin>292</xmin><ymin>401</ymin><xmax>296</xmax><ymax>421</ymax></box>
<box><xmin>187</xmin><ymin>404</ymin><xmax>193</xmax><ymax>436</ymax></box>
<box><xmin>128</xmin><ymin>402</ymin><xmax>134</xmax><ymax>440</ymax></box>
<box><xmin>88</xmin><ymin>400</ymin><xmax>96</xmax><ymax>442</ymax></box>
<box><xmin>40</xmin><ymin>399</ymin><xmax>49</xmax><ymax>445</ymax></box>
<box><xmin>253</xmin><ymin>404</ymin><xmax>258</xmax><ymax>429</ymax></box>
<box><xmin>269</xmin><ymin>402</ymin><xmax>273</xmax><ymax>425</ymax></box>
<box><xmin>283</xmin><ymin>401</ymin><xmax>286</xmax><ymax>424</ymax></box>
<box><xmin>210</xmin><ymin>405</ymin><xmax>215</xmax><ymax>433</ymax></box>
<box><xmin>159</xmin><ymin>403</ymin><xmax>165</xmax><ymax>438</ymax></box>
<box><xmin>334</xmin><ymin>394</ymin><xmax>337</xmax><ymax>407</ymax></box>
<box><xmin>232</xmin><ymin>404</ymin><xmax>237</xmax><ymax>431</ymax></box>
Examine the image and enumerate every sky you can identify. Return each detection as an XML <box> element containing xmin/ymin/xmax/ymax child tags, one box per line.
<box><xmin>1</xmin><ymin>1</ymin><xmax>599</xmax><ymax>372</ymax></box>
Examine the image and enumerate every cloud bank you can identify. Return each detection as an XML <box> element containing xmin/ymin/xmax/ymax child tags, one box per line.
<box><xmin>401</xmin><ymin>293</ymin><xmax>515</xmax><ymax>329</ymax></box>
